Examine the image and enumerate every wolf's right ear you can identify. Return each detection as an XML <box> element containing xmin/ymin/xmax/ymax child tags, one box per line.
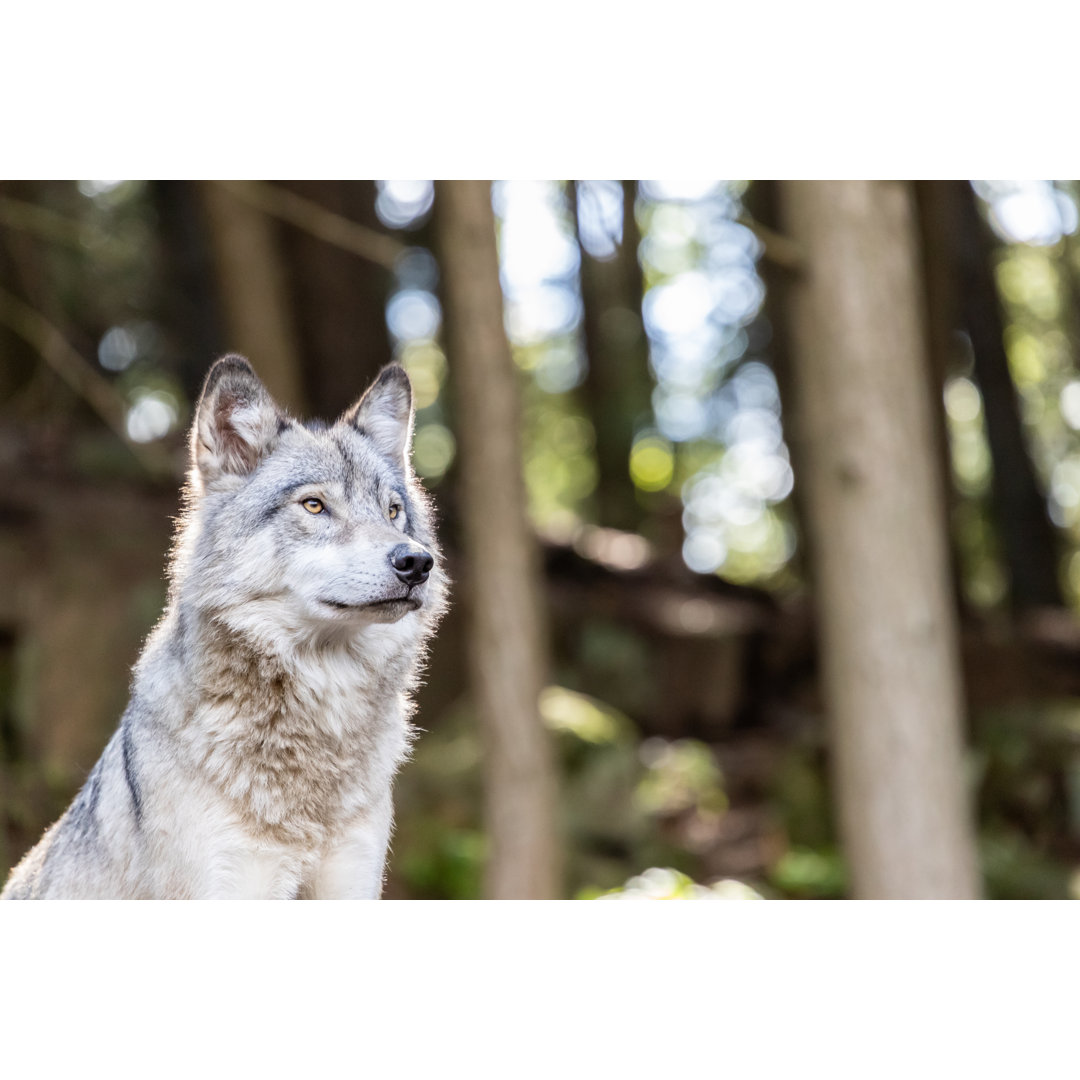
<box><xmin>343</xmin><ymin>365</ymin><xmax>414</xmax><ymax>468</ymax></box>
<box><xmin>191</xmin><ymin>355</ymin><xmax>283</xmax><ymax>489</ymax></box>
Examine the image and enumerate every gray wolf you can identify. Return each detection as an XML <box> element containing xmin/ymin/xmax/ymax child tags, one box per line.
<box><xmin>1</xmin><ymin>355</ymin><xmax>446</xmax><ymax>899</ymax></box>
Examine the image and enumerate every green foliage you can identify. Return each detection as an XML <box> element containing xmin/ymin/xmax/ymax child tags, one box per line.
<box><xmin>521</xmin><ymin>384</ymin><xmax>598</xmax><ymax>530</ymax></box>
<box><xmin>400</xmin><ymin>340</ymin><xmax>457</xmax><ymax>485</ymax></box>
<box><xmin>981</xmin><ymin>831</ymin><xmax>1072</xmax><ymax>900</ymax></box>
<box><xmin>397</xmin><ymin>826</ymin><xmax>486</xmax><ymax>901</ymax></box>
<box><xmin>390</xmin><ymin>686</ymin><xmax>764</xmax><ymax>900</ymax></box>
<box><xmin>389</xmin><ymin>703</ymin><xmax>486</xmax><ymax>900</ymax></box>
<box><xmin>636</xmin><ymin>738</ymin><xmax>727</xmax><ymax>817</ymax></box>
<box><xmin>970</xmin><ymin>702</ymin><xmax>1080</xmax><ymax>899</ymax></box>
<box><xmin>546</xmin><ymin>690</ymin><xmax>727</xmax><ymax>895</ymax></box>
<box><xmin>771</xmin><ymin>740</ymin><xmax>836</xmax><ymax>851</ymax></box>
<box><xmin>565</xmin><ymin>620</ymin><xmax>658</xmax><ymax>724</ymax></box>
<box><xmin>768</xmin><ymin>848</ymin><xmax>848</xmax><ymax>900</ymax></box>
<box><xmin>597</xmin><ymin>866</ymin><xmax>764</xmax><ymax>901</ymax></box>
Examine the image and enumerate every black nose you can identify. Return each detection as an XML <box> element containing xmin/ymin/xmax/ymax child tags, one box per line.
<box><xmin>390</xmin><ymin>543</ymin><xmax>434</xmax><ymax>586</ymax></box>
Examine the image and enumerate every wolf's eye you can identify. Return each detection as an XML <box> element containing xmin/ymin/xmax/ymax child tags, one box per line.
<box><xmin>388</xmin><ymin>503</ymin><xmax>402</xmax><ymax>521</ymax></box>
<box><xmin>302</xmin><ymin>498</ymin><xmax>325</xmax><ymax>514</ymax></box>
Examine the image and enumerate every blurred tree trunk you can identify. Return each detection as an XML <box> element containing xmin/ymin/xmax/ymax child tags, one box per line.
<box><xmin>913</xmin><ymin>182</ymin><xmax>963</xmax><ymax>502</ymax></box>
<box><xmin>198</xmin><ymin>182</ymin><xmax>307</xmax><ymax>414</ymax></box>
<box><xmin>916</xmin><ymin>181</ymin><xmax>1062</xmax><ymax>612</ymax></box>
<box><xmin>742</xmin><ymin>180</ymin><xmax>812</xmax><ymax>583</ymax></box>
<box><xmin>0</xmin><ymin>182</ymin><xmax>44</xmax><ymax>406</ymax></box>
<box><xmin>573</xmin><ymin>181</ymin><xmax>652</xmax><ymax>530</ymax></box>
<box><xmin>434</xmin><ymin>180</ymin><xmax>560</xmax><ymax>899</ymax></box>
<box><xmin>151</xmin><ymin>181</ymin><xmax>228</xmax><ymax>402</ymax></box>
<box><xmin>274</xmin><ymin>181</ymin><xmax>394</xmax><ymax>417</ymax></box>
<box><xmin>951</xmin><ymin>181</ymin><xmax>1063</xmax><ymax>610</ymax></box>
<box><xmin>912</xmin><ymin>182</ymin><xmax>973</xmax><ymax>607</ymax></box>
<box><xmin>779</xmin><ymin>180</ymin><xmax>980</xmax><ymax>899</ymax></box>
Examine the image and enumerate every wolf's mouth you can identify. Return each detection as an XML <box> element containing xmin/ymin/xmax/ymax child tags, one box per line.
<box><xmin>320</xmin><ymin>596</ymin><xmax>421</xmax><ymax>612</ymax></box>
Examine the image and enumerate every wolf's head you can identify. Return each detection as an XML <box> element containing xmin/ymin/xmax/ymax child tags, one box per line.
<box><xmin>174</xmin><ymin>355</ymin><xmax>446</xmax><ymax>650</ymax></box>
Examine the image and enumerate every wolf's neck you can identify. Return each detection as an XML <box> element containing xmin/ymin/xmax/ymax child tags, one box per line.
<box><xmin>154</xmin><ymin>604</ymin><xmax>412</xmax><ymax>844</ymax></box>
<box><xmin>187</xmin><ymin>610</ymin><xmax>291</xmax><ymax>702</ymax></box>
<box><xmin>170</xmin><ymin>602</ymin><xmax>408</xmax><ymax>715</ymax></box>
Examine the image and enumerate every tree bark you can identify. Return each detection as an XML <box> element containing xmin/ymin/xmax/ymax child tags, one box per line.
<box><xmin>911</xmin><ymin>181</ymin><xmax>973</xmax><ymax>608</ymax></box>
<box><xmin>274</xmin><ymin>181</ymin><xmax>393</xmax><ymax>417</ymax></box>
<box><xmin>779</xmin><ymin>180</ymin><xmax>980</xmax><ymax>899</ymax></box>
<box><xmin>913</xmin><ymin>182</ymin><xmax>964</xmax><ymax>505</ymax></box>
<box><xmin>433</xmin><ymin>180</ymin><xmax>560</xmax><ymax>899</ymax></box>
<box><xmin>574</xmin><ymin>181</ymin><xmax>652</xmax><ymax>531</ymax></box>
<box><xmin>742</xmin><ymin>180</ymin><xmax>812</xmax><ymax>584</ymax></box>
<box><xmin>151</xmin><ymin>181</ymin><xmax>229</xmax><ymax>402</ymax></box>
<box><xmin>914</xmin><ymin>181</ymin><xmax>1062</xmax><ymax>612</ymax></box>
<box><xmin>952</xmin><ymin>181</ymin><xmax>1064</xmax><ymax>610</ymax></box>
<box><xmin>198</xmin><ymin>182</ymin><xmax>307</xmax><ymax>414</ymax></box>
<box><xmin>0</xmin><ymin>181</ymin><xmax>47</xmax><ymax>407</ymax></box>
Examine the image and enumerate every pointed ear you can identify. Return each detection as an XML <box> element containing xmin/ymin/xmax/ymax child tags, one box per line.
<box><xmin>343</xmin><ymin>365</ymin><xmax>414</xmax><ymax>467</ymax></box>
<box><xmin>191</xmin><ymin>354</ymin><xmax>283</xmax><ymax>487</ymax></box>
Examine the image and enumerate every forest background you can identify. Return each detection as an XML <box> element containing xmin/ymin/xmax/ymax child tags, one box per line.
<box><xmin>2</xmin><ymin>179</ymin><xmax>1077</xmax><ymax>900</ymax></box>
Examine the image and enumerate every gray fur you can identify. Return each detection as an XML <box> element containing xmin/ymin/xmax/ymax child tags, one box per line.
<box><xmin>1</xmin><ymin>355</ymin><xmax>447</xmax><ymax>899</ymax></box>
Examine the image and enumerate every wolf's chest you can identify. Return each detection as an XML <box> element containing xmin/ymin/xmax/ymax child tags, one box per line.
<box><xmin>190</xmin><ymin>669</ymin><xmax>409</xmax><ymax>847</ymax></box>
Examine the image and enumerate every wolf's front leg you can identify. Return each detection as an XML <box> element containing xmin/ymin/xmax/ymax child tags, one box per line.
<box><xmin>197</xmin><ymin>846</ymin><xmax>306</xmax><ymax>900</ymax></box>
<box><xmin>305</xmin><ymin>799</ymin><xmax>394</xmax><ymax>899</ymax></box>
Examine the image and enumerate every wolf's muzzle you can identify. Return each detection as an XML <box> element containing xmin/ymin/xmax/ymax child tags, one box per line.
<box><xmin>390</xmin><ymin>542</ymin><xmax>434</xmax><ymax>586</ymax></box>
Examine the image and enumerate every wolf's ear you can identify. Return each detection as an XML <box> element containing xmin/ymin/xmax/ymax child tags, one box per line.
<box><xmin>343</xmin><ymin>365</ymin><xmax>414</xmax><ymax>468</ymax></box>
<box><xmin>191</xmin><ymin>355</ymin><xmax>283</xmax><ymax>488</ymax></box>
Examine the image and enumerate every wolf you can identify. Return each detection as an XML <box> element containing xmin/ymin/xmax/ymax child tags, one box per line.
<box><xmin>1</xmin><ymin>355</ymin><xmax>446</xmax><ymax>899</ymax></box>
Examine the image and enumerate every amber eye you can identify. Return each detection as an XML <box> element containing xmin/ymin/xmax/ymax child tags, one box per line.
<box><xmin>302</xmin><ymin>498</ymin><xmax>325</xmax><ymax>514</ymax></box>
<box><xmin>388</xmin><ymin>503</ymin><xmax>402</xmax><ymax>521</ymax></box>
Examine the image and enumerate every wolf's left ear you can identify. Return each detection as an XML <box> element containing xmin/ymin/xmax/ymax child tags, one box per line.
<box><xmin>191</xmin><ymin>354</ymin><xmax>283</xmax><ymax>489</ymax></box>
<box><xmin>344</xmin><ymin>365</ymin><xmax>414</xmax><ymax>468</ymax></box>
